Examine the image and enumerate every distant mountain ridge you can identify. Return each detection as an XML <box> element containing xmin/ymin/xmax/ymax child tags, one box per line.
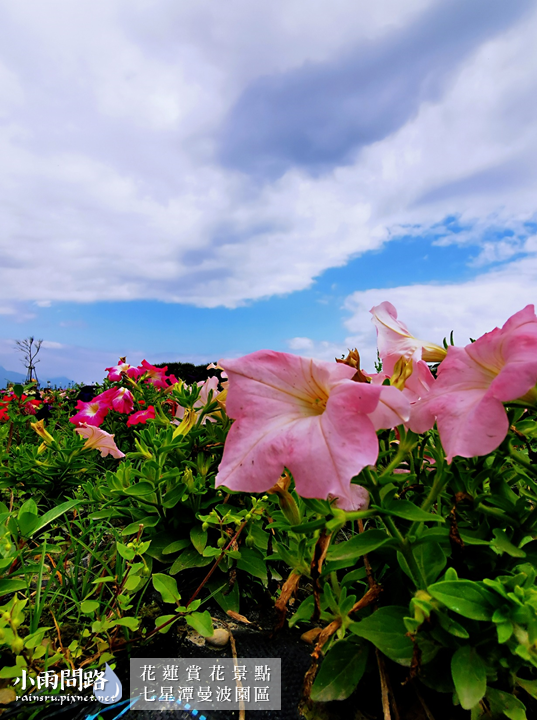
<box><xmin>0</xmin><ymin>365</ymin><xmax>75</xmax><ymax>389</ymax></box>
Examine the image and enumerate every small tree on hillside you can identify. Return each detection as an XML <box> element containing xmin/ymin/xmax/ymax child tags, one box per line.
<box><xmin>15</xmin><ymin>336</ymin><xmax>43</xmax><ymax>384</ymax></box>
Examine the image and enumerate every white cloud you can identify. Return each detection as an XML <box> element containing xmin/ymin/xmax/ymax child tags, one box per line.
<box><xmin>286</xmin><ymin>337</ymin><xmax>349</xmax><ymax>362</ymax></box>
<box><xmin>0</xmin><ymin>0</ymin><xmax>535</xmax><ymax>309</ymax></box>
<box><xmin>287</xmin><ymin>337</ymin><xmax>314</xmax><ymax>350</ymax></box>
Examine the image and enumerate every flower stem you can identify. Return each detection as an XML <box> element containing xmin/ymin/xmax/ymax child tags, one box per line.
<box><xmin>363</xmin><ymin>467</ymin><xmax>427</xmax><ymax>589</ymax></box>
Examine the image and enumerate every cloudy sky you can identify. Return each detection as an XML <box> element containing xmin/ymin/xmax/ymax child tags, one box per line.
<box><xmin>1</xmin><ymin>0</ymin><xmax>537</xmax><ymax>383</ymax></box>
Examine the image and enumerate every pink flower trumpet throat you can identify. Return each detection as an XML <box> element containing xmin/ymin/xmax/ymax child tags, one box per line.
<box><xmin>215</xmin><ymin>350</ymin><xmax>409</xmax><ymax>506</ymax></box>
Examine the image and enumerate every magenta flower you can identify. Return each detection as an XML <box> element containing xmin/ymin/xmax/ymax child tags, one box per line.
<box><xmin>371</xmin><ymin>301</ymin><xmax>446</xmax><ymax>374</ymax></box>
<box><xmin>411</xmin><ymin>305</ymin><xmax>537</xmax><ymax>461</ymax></box>
<box><xmin>105</xmin><ymin>361</ymin><xmax>141</xmax><ymax>382</ymax></box>
<box><xmin>105</xmin><ymin>362</ymin><xmax>131</xmax><ymax>382</ymax></box>
<box><xmin>138</xmin><ymin>360</ymin><xmax>169</xmax><ymax>389</ymax></box>
<box><xmin>109</xmin><ymin>387</ymin><xmax>135</xmax><ymax>414</ymax></box>
<box><xmin>69</xmin><ymin>399</ymin><xmax>110</xmax><ymax>427</ymax></box>
<box><xmin>75</xmin><ymin>423</ymin><xmax>125</xmax><ymax>459</ymax></box>
<box><xmin>127</xmin><ymin>406</ymin><xmax>156</xmax><ymax>426</ymax></box>
<box><xmin>215</xmin><ymin>350</ymin><xmax>410</xmax><ymax>505</ymax></box>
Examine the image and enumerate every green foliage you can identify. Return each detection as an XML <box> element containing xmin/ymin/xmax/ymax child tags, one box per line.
<box><xmin>2</xmin><ymin>368</ymin><xmax>537</xmax><ymax>718</ymax></box>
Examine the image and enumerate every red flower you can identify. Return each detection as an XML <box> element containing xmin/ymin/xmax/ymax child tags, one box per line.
<box><xmin>126</xmin><ymin>406</ymin><xmax>156</xmax><ymax>426</ymax></box>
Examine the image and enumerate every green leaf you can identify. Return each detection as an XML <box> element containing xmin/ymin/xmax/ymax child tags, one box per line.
<box><xmin>124</xmin><ymin>575</ymin><xmax>142</xmax><ymax>591</ymax></box>
<box><xmin>458</xmin><ymin>532</ymin><xmax>490</xmax><ymax>546</ymax></box>
<box><xmin>208</xmin><ymin>580</ymin><xmax>239</xmax><ymax>614</ymax></box>
<box><xmin>18</xmin><ymin>499</ymin><xmax>38</xmax><ymax>516</ymax></box>
<box><xmin>114</xmin><ymin>617</ymin><xmax>140</xmax><ymax>630</ymax></box>
<box><xmin>152</xmin><ymin>573</ymin><xmax>181</xmax><ymax>604</ymax></box>
<box><xmin>486</xmin><ymin>688</ymin><xmax>527</xmax><ymax>720</ymax></box>
<box><xmin>428</xmin><ymin>580</ymin><xmax>497</xmax><ymax>621</ymax></box>
<box><xmin>236</xmin><ymin>548</ymin><xmax>267</xmax><ymax>580</ymax></box>
<box><xmin>123</xmin><ymin>482</ymin><xmax>155</xmax><ymax>496</ymax></box>
<box><xmin>377</xmin><ymin>499</ymin><xmax>444</xmax><ymax>523</ymax></box>
<box><xmin>202</xmin><ymin>546</ymin><xmax>222</xmax><ymax>557</ymax></box>
<box><xmin>326</xmin><ymin>530</ymin><xmax>392</xmax><ymax>562</ymax></box>
<box><xmin>12</xmin><ymin>384</ymin><xmax>23</xmax><ymax>399</ymax></box>
<box><xmin>190</xmin><ymin>526</ymin><xmax>208</xmax><ymax>554</ymax></box>
<box><xmin>116</xmin><ymin>543</ymin><xmax>136</xmax><ymax>561</ymax></box>
<box><xmin>311</xmin><ymin>640</ymin><xmax>368</xmax><ymax>702</ymax></box>
<box><xmin>491</xmin><ymin>529</ymin><xmax>526</xmax><ymax>558</ymax></box>
<box><xmin>90</xmin><ymin>510</ymin><xmax>126</xmax><ymax>521</ymax></box>
<box><xmin>80</xmin><ymin>600</ymin><xmax>100</xmax><ymax>614</ymax></box>
<box><xmin>349</xmin><ymin>606</ymin><xmax>414</xmax><ymax>666</ymax></box>
<box><xmin>161</xmin><ymin>487</ymin><xmax>186</xmax><ymax>508</ymax></box>
<box><xmin>186</xmin><ymin>610</ymin><xmax>214</xmax><ymax>637</ymax></box>
<box><xmin>289</xmin><ymin>596</ymin><xmax>315</xmax><ymax>628</ymax></box>
<box><xmin>162</xmin><ymin>539</ymin><xmax>191</xmax><ymax>555</ymax></box>
<box><xmin>24</xmin><ymin>628</ymin><xmax>52</xmax><ymax>649</ymax></box>
<box><xmin>289</xmin><ymin>518</ymin><xmax>327</xmax><ymax>534</ymax></box>
<box><xmin>27</xmin><ymin>499</ymin><xmax>82</xmax><ymax>538</ymax></box>
<box><xmin>496</xmin><ymin>621</ymin><xmax>513</xmax><ymax>644</ymax></box>
<box><xmin>169</xmin><ymin>549</ymin><xmax>212</xmax><ymax>575</ymax></box>
<box><xmin>155</xmin><ymin>614</ymin><xmax>177</xmax><ymax>634</ymax></box>
<box><xmin>249</xmin><ymin>523</ymin><xmax>269</xmax><ymax>550</ymax></box>
<box><xmin>413</xmin><ymin>542</ymin><xmax>447</xmax><ymax>585</ymax></box>
<box><xmin>121</xmin><ymin>516</ymin><xmax>160</xmax><ymax>535</ymax></box>
<box><xmin>18</xmin><ymin>512</ymin><xmax>40</xmax><ymax>537</ymax></box>
<box><xmin>451</xmin><ymin>645</ymin><xmax>486</xmax><ymax>710</ymax></box>
<box><xmin>0</xmin><ymin>579</ymin><xmax>27</xmax><ymax>596</ymax></box>
<box><xmin>516</xmin><ymin>676</ymin><xmax>537</xmax><ymax>700</ymax></box>
<box><xmin>436</xmin><ymin>610</ymin><xmax>469</xmax><ymax>639</ymax></box>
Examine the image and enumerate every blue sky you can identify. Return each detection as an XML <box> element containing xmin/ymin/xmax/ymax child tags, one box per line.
<box><xmin>1</xmin><ymin>0</ymin><xmax>537</xmax><ymax>383</ymax></box>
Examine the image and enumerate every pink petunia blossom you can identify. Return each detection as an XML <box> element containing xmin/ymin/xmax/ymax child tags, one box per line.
<box><xmin>108</xmin><ymin>387</ymin><xmax>135</xmax><ymax>414</ymax></box>
<box><xmin>105</xmin><ymin>362</ymin><xmax>131</xmax><ymax>382</ymax></box>
<box><xmin>365</xmin><ymin>359</ymin><xmax>434</xmax><ymax>430</ymax></box>
<box><xmin>105</xmin><ymin>361</ymin><xmax>141</xmax><ymax>382</ymax></box>
<box><xmin>138</xmin><ymin>360</ymin><xmax>170</xmax><ymax>390</ymax></box>
<box><xmin>69</xmin><ymin>398</ymin><xmax>110</xmax><ymax>427</ymax></box>
<box><xmin>75</xmin><ymin>423</ymin><xmax>125</xmax><ymax>458</ymax></box>
<box><xmin>127</xmin><ymin>406</ymin><xmax>156</xmax><ymax>426</ymax></box>
<box><xmin>215</xmin><ymin>350</ymin><xmax>410</xmax><ymax>506</ymax></box>
<box><xmin>371</xmin><ymin>301</ymin><xmax>446</xmax><ymax>375</ymax></box>
<box><xmin>330</xmin><ymin>484</ymin><xmax>370</xmax><ymax>512</ymax></box>
<box><xmin>410</xmin><ymin>305</ymin><xmax>537</xmax><ymax>461</ymax></box>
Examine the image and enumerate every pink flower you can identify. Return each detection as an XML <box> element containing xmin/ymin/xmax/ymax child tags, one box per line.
<box><xmin>411</xmin><ymin>305</ymin><xmax>537</xmax><ymax>461</ymax></box>
<box><xmin>366</xmin><ymin>360</ymin><xmax>434</xmax><ymax>429</ymax></box>
<box><xmin>127</xmin><ymin>406</ymin><xmax>156</xmax><ymax>426</ymax></box>
<box><xmin>138</xmin><ymin>360</ymin><xmax>169</xmax><ymax>390</ymax></box>
<box><xmin>69</xmin><ymin>398</ymin><xmax>110</xmax><ymax>427</ymax></box>
<box><xmin>371</xmin><ymin>301</ymin><xmax>446</xmax><ymax>374</ymax></box>
<box><xmin>105</xmin><ymin>361</ymin><xmax>141</xmax><ymax>382</ymax></box>
<box><xmin>215</xmin><ymin>350</ymin><xmax>410</xmax><ymax>505</ymax></box>
<box><xmin>402</xmin><ymin>360</ymin><xmax>435</xmax><ymax>403</ymax></box>
<box><xmin>105</xmin><ymin>362</ymin><xmax>130</xmax><ymax>382</ymax></box>
<box><xmin>330</xmin><ymin>484</ymin><xmax>370</xmax><ymax>512</ymax></box>
<box><xmin>75</xmin><ymin>423</ymin><xmax>125</xmax><ymax>459</ymax></box>
<box><xmin>108</xmin><ymin>387</ymin><xmax>135</xmax><ymax>414</ymax></box>
<box><xmin>175</xmin><ymin>376</ymin><xmax>220</xmax><ymax>424</ymax></box>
